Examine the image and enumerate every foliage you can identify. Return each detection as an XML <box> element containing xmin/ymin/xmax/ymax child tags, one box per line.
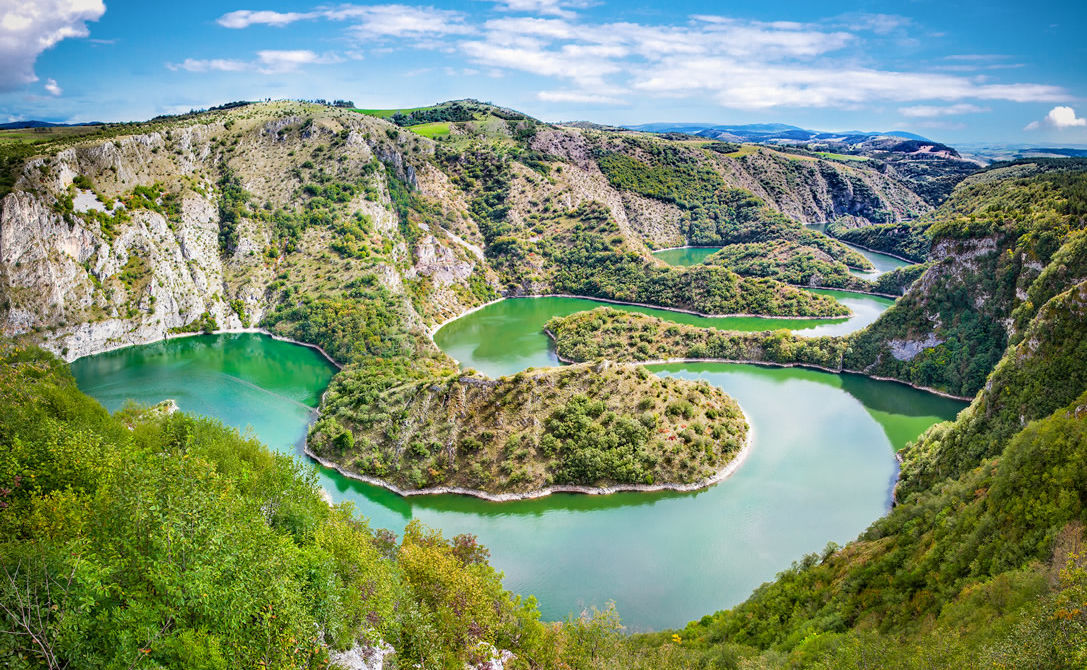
<box><xmin>0</xmin><ymin>342</ymin><xmax>563</xmax><ymax>669</ymax></box>
<box><xmin>547</xmin><ymin>308</ymin><xmax>848</xmax><ymax>371</ymax></box>
<box><xmin>826</xmin><ymin>220</ymin><xmax>930</xmax><ymax>262</ymax></box>
<box><xmin>310</xmin><ymin>362</ymin><xmax>747</xmax><ymax>492</ymax></box>
<box><xmin>262</xmin><ymin>275</ymin><xmax>414</xmax><ymax>364</ymax></box>
<box><xmin>897</xmin><ymin>279</ymin><xmax>1087</xmax><ymax>497</ymax></box>
<box><xmin>703</xmin><ymin>240</ymin><xmax>872</xmax><ymax>291</ymax></box>
<box><xmin>870</xmin><ymin>262</ymin><xmax>930</xmax><ymax>296</ymax></box>
<box><xmin>548</xmin><ymin>222</ymin><xmax>850</xmax><ymax>317</ymax></box>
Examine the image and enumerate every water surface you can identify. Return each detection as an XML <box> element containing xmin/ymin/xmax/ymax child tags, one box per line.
<box><xmin>435</xmin><ymin>293</ymin><xmax>891</xmax><ymax>377</ymax></box>
<box><xmin>653</xmin><ymin>231</ymin><xmax>912</xmax><ymax>280</ymax></box>
<box><xmin>651</xmin><ymin>246</ymin><xmax>723</xmax><ymax>266</ymax></box>
<box><xmin>72</xmin><ymin>311</ymin><xmax>962</xmax><ymax>630</ymax></box>
<box><xmin>805</xmin><ymin>223</ymin><xmax>911</xmax><ymax>279</ymax></box>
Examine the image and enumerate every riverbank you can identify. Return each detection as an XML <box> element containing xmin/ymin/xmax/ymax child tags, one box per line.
<box><xmin>67</xmin><ymin>326</ymin><xmax>344</xmax><ymax>370</ymax></box>
<box><xmin>544</xmin><ymin>329</ymin><xmax>973</xmax><ymax>402</ymax></box>
<box><xmin>825</xmin><ymin>237</ymin><xmax>921</xmax><ymax>264</ymax></box>
<box><xmin>434</xmin><ymin>293</ymin><xmax>853</xmax><ymax>333</ymax></box>
<box><xmin>303</xmin><ymin>404</ymin><xmax>755</xmax><ymax>502</ymax></box>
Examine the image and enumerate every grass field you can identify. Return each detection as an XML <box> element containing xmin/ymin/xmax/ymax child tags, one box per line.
<box><xmin>352</xmin><ymin>106</ymin><xmax>432</xmax><ymax>119</ymax></box>
<box><xmin>407</xmin><ymin>121</ymin><xmax>451</xmax><ymax>139</ymax></box>
<box><xmin>720</xmin><ymin>144</ymin><xmax>760</xmax><ymax>158</ymax></box>
<box><xmin>815</xmin><ymin>151</ymin><xmax>869</xmax><ymax>161</ymax></box>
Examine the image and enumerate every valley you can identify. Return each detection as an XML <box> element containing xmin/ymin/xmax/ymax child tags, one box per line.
<box><xmin>2</xmin><ymin>97</ymin><xmax>1085</xmax><ymax>668</ymax></box>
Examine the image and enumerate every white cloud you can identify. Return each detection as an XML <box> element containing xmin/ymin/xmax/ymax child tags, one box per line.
<box><xmin>490</xmin><ymin>0</ymin><xmax>593</xmax><ymax>19</ymax></box>
<box><xmin>44</xmin><ymin>77</ymin><xmax>62</xmax><ymax>95</ymax></box>
<box><xmin>336</xmin><ymin>5</ymin><xmax>471</xmax><ymax>39</ymax></box>
<box><xmin>166</xmin><ymin>50</ymin><xmax>339</xmax><ymax>74</ymax></box>
<box><xmin>537</xmin><ymin>89</ymin><xmax>625</xmax><ymax>104</ymax></box>
<box><xmin>0</xmin><ymin>0</ymin><xmax>105</xmax><ymax>90</ymax></box>
<box><xmin>217</xmin><ymin>10</ymin><xmax>320</xmax><ymax>29</ymax></box>
<box><xmin>1025</xmin><ymin>106</ymin><xmax>1087</xmax><ymax>130</ymax></box>
<box><xmin>630</xmin><ymin>58</ymin><xmax>1064</xmax><ymax>110</ymax></box>
<box><xmin>256</xmin><ymin>49</ymin><xmax>341</xmax><ymax>73</ymax></box>
<box><xmin>836</xmin><ymin>13</ymin><xmax>912</xmax><ymax>34</ymax></box>
<box><xmin>166</xmin><ymin>58</ymin><xmax>249</xmax><ymax>73</ymax></box>
<box><xmin>899</xmin><ymin>103</ymin><xmax>988</xmax><ymax>117</ymax></box>
<box><xmin>217</xmin><ymin>4</ymin><xmax>471</xmax><ymax>39</ymax></box>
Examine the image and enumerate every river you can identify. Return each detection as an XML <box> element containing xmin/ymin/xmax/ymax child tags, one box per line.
<box><xmin>71</xmin><ymin>292</ymin><xmax>962</xmax><ymax>630</ymax></box>
<box><xmin>652</xmin><ymin>229</ymin><xmax>912</xmax><ymax>281</ymax></box>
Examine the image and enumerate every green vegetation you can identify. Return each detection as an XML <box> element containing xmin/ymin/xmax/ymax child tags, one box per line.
<box><xmin>898</xmin><ymin>280</ymin><xmax>1087</xmax><ymax>497</ymax></box>
<box><xmin>547</xmin><ymin>308</ymin><xmax>848</xmax><ymax>371</ymax></box>
<box><xmin>843</xmin><ymin>159</ymin><xmax>1087</xmax><ymax>397</ymax></box>
<box><xmin>826</xmin><ymin>220</ymin><xmax>929</xmax><ymax>262</ymax></box>
<box><xmin>548</xmin><ymin>220</ymin><xmax>851</xmax><ymax>317</ymax></box>
<box><xmin>703</xmin><ymin>240</ymin><xmax>872</xmax><ymax>291</ymax></box>
<box><xmin>870</xmin><ymin>262</ymin><xmax>930</xmax><ymax>296</ymax></box>
<box><xmin>262</xmin><ymin>276</ymin><xmax>417</xmax><ymax>364</ymax></box>
<box><xmin>310</xmin><ymin>362</ymin><xmax>747</xmax><ymax>493</ymax></box>
<box><xmin>814</xmin><ymin>151</ymin><xmax>868</xmax><ymax>162</ymax></box>
<box><xmin>408</xmin><ymin>121</ymin><xmax>451</xmax><ymax>139</ymax></box>
<box><xmin>643</xmin><ymin>391</ymin><xmax>1087</xmax><ymax>668</ymax></box>
<box><xmin>0</xmin><ymin>342</ymin><xmax>656</xmax><ymax>669</ymax></box>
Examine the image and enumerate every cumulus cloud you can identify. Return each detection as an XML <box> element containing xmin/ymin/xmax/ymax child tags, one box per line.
<box><xmin>0</xmin><ymin>0</ymin><xmax>105</xmax><ymax>90</ymax></box>
<box><xmin>464</xmin><ymin>14</ymin><xmax>1065</xmax><ymax>109</ymax></box>
<box><xmin>44</xmin><ymin>78</ymin><xmax>62</xmax><ymax>95</ymax></box>
<box><xmin>1025</xmin><ymin>106</ymin><xmax>1087</xmax><ymax>130</ymax></box>
<box><xmin>208</xmin><ymin>4</ymin><xmax>1069</xmax><ymax>112</ymax></box>
<box><xmin>537</xmin><ymin>89</ymin><xmax>625</xmax><ymax>104</ymax></box>
<box><xmin>899</xmin><ymin>103</ymin><xmax>988</xmax><ymax>117</ymax></box>
<box><xmin>335</xmin><ymin>5</ymin><xmax>471</xmax><ymax>39</ymax></box>
<box><xmin>256</xmin><ymin>49</ymin><xmax>341</xmax><ymax>72</ymax></box>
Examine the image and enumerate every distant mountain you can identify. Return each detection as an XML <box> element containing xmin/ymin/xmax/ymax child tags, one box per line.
<box><xmin>0</xmin><ymin>120</ymin><xmax>101</xmax><ymax>129</ymax></box>
<box><xmin>626</xmin><ymin>122</ymin><xmax>930</xmax><ymax>144</ymax></box>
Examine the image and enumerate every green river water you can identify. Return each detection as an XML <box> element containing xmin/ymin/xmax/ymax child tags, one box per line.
<box><xmin>652</xmin><ymin>230</ymin><xmax>912</xmax><ymax>280</ymax></box>
<box><xmin>71</xmin><ymin>292</ymin><xmax>963</xmax><ymax>631</ymax></box>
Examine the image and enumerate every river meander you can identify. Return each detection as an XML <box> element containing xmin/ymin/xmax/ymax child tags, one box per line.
<box><xmin>71</xmin><ymin>293</ymin><xmax>964</xmax><ymax>631</ymax></box>
<box><xmin>652</xmin><ymin>231</ymin><xmax>912</xmax><ymax>281</ymax></box>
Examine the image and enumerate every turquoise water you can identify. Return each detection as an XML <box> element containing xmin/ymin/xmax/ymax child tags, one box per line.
<box><xmin>651</xmin><ymin>246</ymin><xmax>723</xmax><ymax>266</ymax></box>
<box><xmin>653</xmin><ymin>232</ymin><xmax>912</xmax><ymax>280</ymax></box>
<box><xmin>804</xmin><ymin>223</ymin><xmax>911</xmax><ymax>279</ymax></box>
<box><xmin>72</xmin><ymin>302</ymin><xmax>964</xmax><ymax>630</ymax></box>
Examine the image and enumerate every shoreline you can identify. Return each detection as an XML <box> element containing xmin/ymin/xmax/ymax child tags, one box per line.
<box><xmin>803</xmin><ymin>285</ymin><xmax>899</xmax><ymax>299</ymax></box>
<box><xmin>304</xmin><ymin>405</ymin><xmax>755</xmax><ymax>502</ymax></box>
<box><xmin>650</xmin><ymin>244</ymin><xmax>724</xmax><ymax>252</ymax></box>
<box><xmin>67</xmin><ymin>326</ymin><xmax>344</xmax><ymax>370</ymax></box>
<box><xmin>828</xmin><ymin>237</ymin><xmax>921</xmax><ymax>264</ymax></box>
<box><xmin>543</xmin><ymin>331</ymin><xmax>973</xmax><ymax>402</ymax></box>
<box><xmin>447</xmin><ymin>293</ymin><xmax>853</xmax><ymax>323</ymax></box>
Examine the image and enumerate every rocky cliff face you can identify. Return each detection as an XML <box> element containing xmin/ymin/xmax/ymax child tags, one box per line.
<box><xmin>0</xmin><ymin>101</ymin><xmax>953</xmax><ymax>363</ymax></box>
<box><xmin>0</xmin><ymin>102</ymin><xmax>489</xmax><ymax>360</ymax></box>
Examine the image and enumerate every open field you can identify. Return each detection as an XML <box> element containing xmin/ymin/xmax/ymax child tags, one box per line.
<box><xmin>408</xmin><ymin>121</ymin><xmax>452</xmax><ymax>138</ymax></box>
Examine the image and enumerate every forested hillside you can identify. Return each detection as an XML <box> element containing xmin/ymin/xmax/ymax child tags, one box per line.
<box><xmin>3</xmin><ymin>101</ymin><xmax>1087</xmax><ymax>668</ymax></box>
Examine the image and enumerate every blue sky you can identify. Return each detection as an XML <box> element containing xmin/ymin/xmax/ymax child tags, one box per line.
<box><xmin>4</xmin><ymin>0</ymin><xmax>1086</xmax><ymax>144</ymax></box>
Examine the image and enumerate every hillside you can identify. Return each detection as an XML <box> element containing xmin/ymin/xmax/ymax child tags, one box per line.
<box><xmin>632</xmin><ymin>281</ymin><xmax>1087</xmax><ymax>668</ymax></box>
<box><xmin>4</xmin><ymin>101</ymin><xmax>1087</xmax><ymax>667</ymax></box>
<box><xmin>0</xmin><ymin>100</ymin><xmax>898</xmax><ymax>364</ymax></box>
<box><xmin>309</xmin><ymin>361</ymin><xmax>747</xmax><ymax>495</ymax></box>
